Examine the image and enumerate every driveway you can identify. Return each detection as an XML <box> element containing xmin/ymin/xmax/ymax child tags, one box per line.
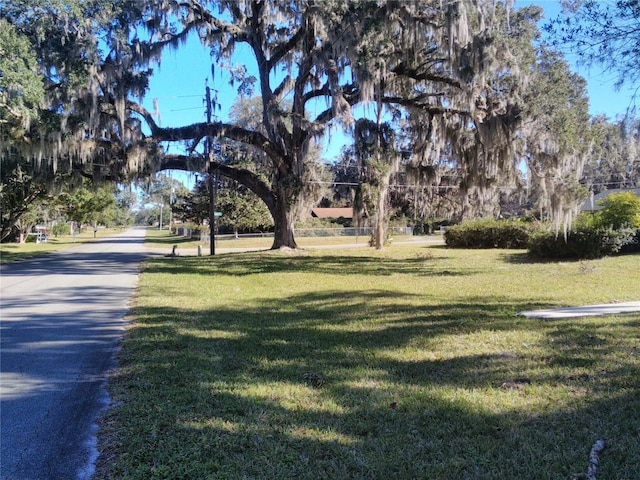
<box><xmin>0</xmin><ymin>227</ymin><xmax>151</xmax><ymax>480</ymax></box>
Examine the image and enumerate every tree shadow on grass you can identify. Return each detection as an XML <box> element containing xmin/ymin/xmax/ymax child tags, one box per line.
<box><xmin>142</xmin><ymin>252</ymin><xmax>481</xmax><ymax>278</ymax></box>
<box><xmin>122</xmin><ymin>290</ymin><xmax>558</xmax><ymax>391</ymax></box>
<box><xmin>501</xmin><ymin>250</ymin><xmax>640</xmax><ymax>265</ymax></box>
<box><xmin>105</xmin><ymin>381</ymin><xmax>640</xmax><ymax>478</ymax></box>
<box><xmin>145</xmin><ymin>234</ymin><xmax>198</xmax><ymax>246</ymax></box>
<box><xmin>0</xmin><ymin>250</ymin><xmax>47</xmax><ymax>263</ymax></box>
<box><xmin>99</xmin><ymin>287</ymin><xmax>640</xmax><ymax>479</ymax></box>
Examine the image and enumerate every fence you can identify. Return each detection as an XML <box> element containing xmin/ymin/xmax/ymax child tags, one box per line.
<box><xmin>175</xmin><ymin>227</ymin><xmax>202</xmax><ymax>239</ymax></box>
<box><xmin>294</xmin><ymin>226</ymin><xmax>414</xmax><ymax>238</ymax></box>
<box><xmin>176</xmin><ymin>226</ymin><xmax>414</xmax><ymax>244</ymax></box>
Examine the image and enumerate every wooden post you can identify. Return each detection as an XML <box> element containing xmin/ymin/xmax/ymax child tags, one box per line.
<box><xmin>205</xmin><ymin>82</ymin><xmax>216</xmax><ymax>256</ymax></box>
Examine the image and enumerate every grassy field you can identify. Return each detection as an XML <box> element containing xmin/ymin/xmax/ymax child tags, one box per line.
<box><xmin>0</xmin><ymin>228</ymin><xmax>123</xmax><ymax>264</ymax></box>
<box><xmin>143</xmin><ymin>228</ymin><xmax>424</xmax><ymax>251</ymax></box>
<box><xmin>96</xmin><ymin>244</ymin><xmax>640</xmax><ymax>480</ymax></box>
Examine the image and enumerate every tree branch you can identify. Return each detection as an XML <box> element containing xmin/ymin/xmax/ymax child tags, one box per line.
<box><xmin>391</xmin><ymin>62</ymin><xmax>463</xmax><ymax>89</ymax></box>
<box><xmin>129</xmin><ymin>101</ymin><xmax>286</xmax><ymax>172</ymax></box>
<box><xmin>267</xmin><ymin>24</ymin><xmax>307</xmax><ymax>70</ymax></box>
<box><xmin>381</xmin><ymin>95</ymin><xmax>469</xmax><ymax>117</ymax></box>
<box><xmin>159</xmin><ymin>154</ymin><xmax>277</xmax><ymax>216</ymax></box>
<box><xmin>190</xmin><ymin>0</ymin><xmax>247</xmax><ymax>38</ymax></box>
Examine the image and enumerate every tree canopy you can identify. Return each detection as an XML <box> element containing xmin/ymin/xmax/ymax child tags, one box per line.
<box><xmin>0</xmin><ymin>18</ymin><xmax>44</xmax><ymax>142</ymax></box>
<box><xmin>546</xmin><ymin>0</ymin><xmax>640</xmax><ymax>95</ymax></box>
<box><xmin>0</xmin><ymin>0</ymin><xmax>620</xmax><ymax>248</ymax></box>
<box><xmin>127</xmin><ymin>0</ymin><xmax>551</xmax><ymax>248</ymax></box>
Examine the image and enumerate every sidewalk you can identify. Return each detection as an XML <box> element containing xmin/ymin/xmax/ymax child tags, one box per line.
<box><xmin>520</xmin><ymin>301</ymin><xmax>640</xmax><ymax>319</ymax></box>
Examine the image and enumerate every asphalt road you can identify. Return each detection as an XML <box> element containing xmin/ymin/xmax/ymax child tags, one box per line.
<box><xmin>0</xmin><ymin>227</ymin><xmax>151</xmax><ymax>480</ymax></box>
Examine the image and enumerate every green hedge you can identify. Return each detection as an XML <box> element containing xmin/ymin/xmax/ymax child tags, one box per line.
<box><xmin>444</xmin><ymin>219</ymin><xmax>533</xmax><ymax>249</ymax></box>
<box><xmin>528</xmin><ymin>226</ymin><xmax>638</xmax><ymax>259</ymax></box>
<box><xmin>443</xmin><ymin>216</ymin><xmax>640</xmax><ymax>259</ymax></box>
<box><xmin>618</xmin><ymin>227</ymin><xmax>640</xmax><ymax>254</ymax></box>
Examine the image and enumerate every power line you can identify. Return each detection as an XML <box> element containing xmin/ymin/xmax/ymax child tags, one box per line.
<box><xmin>582</xmin><ymin>181</ymin><xmax>639</xmax><ymax>187</ymax></box>
<box><xmin>308</xmin><ymin>181</ymin><xmax>466</xmax><ymax>190</ymax></box>
<box><xmin>153</xmin><ymin>94</ymin><xmax>204</xmax><ymax>99</ymax></box>
<box><xmin>170</xmin><ymin>106</ymin><xmax>206</xmax><ymax>112</ymax></box>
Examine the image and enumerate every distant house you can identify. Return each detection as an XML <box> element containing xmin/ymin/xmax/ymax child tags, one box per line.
<box><xmin>310</xmin><ymin>207</ymin><xmax>353</xmax><ymax>219</ymax></box>
<box><xmin>580</xmin><ymin>188</ymin><xmax>640</xmax><ymax>212</ymax></box>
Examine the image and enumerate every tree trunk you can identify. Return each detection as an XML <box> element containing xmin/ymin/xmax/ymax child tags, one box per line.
<box><xmin>211</xmin><ymin>163</ymin><xmax>298</xmax><ymax>248</ymax></box>
<box><xmin>373</xmin><ymin>189</ymin><xmax>387</xmax><ymax>249</ymax></box>
<box><xmin>271</xmin><ymin>193</ymin><xmax>298</xmax><ymax>249</ymax></box>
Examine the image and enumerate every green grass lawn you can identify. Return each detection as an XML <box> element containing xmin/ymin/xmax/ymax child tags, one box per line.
<box><xmin>0</xmin><ymin>228</ymin><xmax>123</xmax><ymax>264</ymax></box>
<box><xmin>96</xmin><ymin>245</ymin><xmax>640</xmax><ymax>480</ymax></box>
<box><xmin>143</xmin><ymin>229</ymin><xmax>425</xmax><ymax>251</ymax></box>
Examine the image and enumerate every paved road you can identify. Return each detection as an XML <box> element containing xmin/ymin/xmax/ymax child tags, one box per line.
<box><xmin>0</xmin><ymin>227</ymin><xmax>151</xmax><ymax>480</ymax></box>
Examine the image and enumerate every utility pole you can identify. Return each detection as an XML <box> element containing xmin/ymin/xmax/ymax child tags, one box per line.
<box><xmin>205</xmin><ymin>80</ymin><xmax>216</xmax><ymax>255</ymax></box>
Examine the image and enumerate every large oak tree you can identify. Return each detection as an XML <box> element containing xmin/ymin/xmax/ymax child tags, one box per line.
<box><xmin>123</xmin><ymin>0</ymin><xmax>546</xmax><ymax>248</ymax></box>
<box><xmin>1</xmin><ymin>0</ymin><xmax>594</xmax><ymax>248</ymax></box>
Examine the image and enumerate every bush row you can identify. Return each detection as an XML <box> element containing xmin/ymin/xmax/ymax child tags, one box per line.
<box><xmin>444</xmin><ymin>218</ymin><xmax>639</xmax><ymax>259</ymax></box>
<box><xmin>528</xmin><ymin>226</ymin><xmax>639</xmax><ymax>259</ymax></box>
<box><xmin>444</xmin><ymin>219</ymin><xmax>533</xmax><ymax>249</ymax></box>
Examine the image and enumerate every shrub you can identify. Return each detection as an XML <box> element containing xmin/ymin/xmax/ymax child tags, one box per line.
<box><xmin>528</xmin><ymin>225</ymin><xmax>637</xmax><ymax>259</ymax></box>
<box><xmin>620</xmin><ymin>228</ymin><xmax>640</xmax><ymax>254</ymax></box>
<box><xmin>444</xmin><ymin>218</ymin><xmax>533</xmax><ymax>249</ymax></box>
<box><xmin>573</xmin><ymin>211</ymin><xmax>598</xmax><ymax>229</ymax></box>
<box><xmin>596</xmin><ymin>191</ymin><xmax>640</xmax><ymax>229</ymax></box>
<box><xmin>52</xmin><ymin>222</ymin><xmax>70</xmax><ymax>237</ymax></box>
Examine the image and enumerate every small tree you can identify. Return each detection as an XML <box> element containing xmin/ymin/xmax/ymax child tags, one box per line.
<box><xmin>62</xmin><ymin>185</ymin><xmax>116</xmax><ymax>235</ymax></box>
<box><xmin>217</xmin><ymin>181</ymin><xmax>274</xmax><ymax>236</ymax></box>
<box><xmin>596</xmin><ymin>191</ymin><xmax>640</xmax><ymax>229</ymax></box>
<box><xmin>140</xmin><ymin>174</ymin><xmax>190</xmax><ymax>230</ymax></box>
<box><xmin>172</xmin><ymin>179</ymin><xmax>210</xmax><ymax>227</ymax></box>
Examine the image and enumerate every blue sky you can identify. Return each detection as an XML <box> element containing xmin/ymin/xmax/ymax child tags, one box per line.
<box><xmin>517</xmin><ymin>0</ymin><xmax>637</xmax><ymax>117</ymax></box>
<box><xmin>141</xmin><ymin>1</ymin><xmax>636</xmax><ymax>188</ymax></box>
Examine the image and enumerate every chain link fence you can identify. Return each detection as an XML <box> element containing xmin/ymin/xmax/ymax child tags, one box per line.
<box><xmin>175</xmin><ymin>226</ymin><xmax>414</xmax><ymax>243</ymax></box>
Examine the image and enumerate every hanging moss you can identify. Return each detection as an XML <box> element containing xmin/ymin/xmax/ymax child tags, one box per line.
<box><xmin>353</xmin><ymin>118</ymin><xmax>400</xmax><ymax>249</ymax></box>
